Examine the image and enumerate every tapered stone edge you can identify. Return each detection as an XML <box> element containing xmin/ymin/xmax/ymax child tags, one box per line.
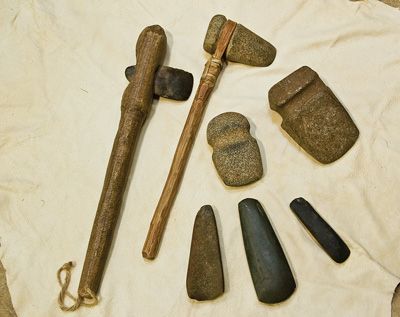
<box><xmin>125</xmin><ymin>65</ymin><xmax>194</xmax><ymax>100</ymax></box>
<box><xmin>290</xmin><ymin>197</ymin><xmax>350</xmax><ymax>263</ymax></box>
<box><xmin>186</xmin><ymin>205</ymin><xmax>224</xmax><ymax>301</ymax></box>
<box><xmin>238</xmin><ymin>198</ymin><xmax>296</xmax><ymax>304</ymax></box>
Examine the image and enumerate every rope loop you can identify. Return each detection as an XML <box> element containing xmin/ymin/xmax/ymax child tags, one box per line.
<box><xmin>57</xmin><ymin>261</ymin><xmax>98</xmax><ymax>311</ymax></box>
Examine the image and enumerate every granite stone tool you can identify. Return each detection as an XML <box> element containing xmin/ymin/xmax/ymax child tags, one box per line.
<box><xmin>186</xmin><ymin>205</ymin><xmax>224</xmax><ymax>301</ymax></box>
<box><xmin>56</xmin><ymin>25</ymin><xmax>193</xmax><ymax>312</ymax></box>
<box><xmin>238</xmin><ymin>198</ymin><xmax>296</xmax><ymax>304</ymax></box>
<box><xmin>207</xmin><ymin>112</ymin><xmax>263</xmax><ymax>186</ymax></box>
<box><xmin>143</xmin><ymin>14</ymin><xmax>276</xmax><ymax>260</ymax></box>
<box><xmin>268</xmin><ymin>66</ymin><xmax>359</xmax><ymax>164</ymax></box>
<box><xmin>289</xmin><ymin>197</ymin><xmax>350</xmax><ymax>263</ymax></box>
<box><xmin>125</xmin><ymin>65</ymin><xmax>193</xmax><ymax>100</ymax></box>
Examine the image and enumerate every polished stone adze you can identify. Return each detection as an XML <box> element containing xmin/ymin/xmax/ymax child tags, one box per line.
<box><xmin>238</xmin><ymin>198</ymin><xmax>296</xmax><ymax>304</ymax></box>
<box><xmin>125</xmin><ymin>65</ymin><xmax>193</xmax><ymax>101</ymax></box>
<box><xmin>186</xmin><ymin>205</ymin><xmax>224</xmax><ymax>300</ymax></box>
<box><xmin>290</xmin><ymin>197</ymin><xmax>350</xmax><ymax>263</ymax></box>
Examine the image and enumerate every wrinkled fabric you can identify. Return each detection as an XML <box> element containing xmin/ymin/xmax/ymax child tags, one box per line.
<box><xmin>0</xmin><ymin>0</ymin><xmax>399</xmax><ymax>316</ymax></box>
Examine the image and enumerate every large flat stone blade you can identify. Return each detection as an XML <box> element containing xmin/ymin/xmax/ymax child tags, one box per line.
<box><xmin>268</xmin><ymin>66</ymin><xmax>359</xmax><ymax>164</ymax></box>
<box><xmin>238</xmin><ymin>198</ymin><xmax>296</xmax><ymax>304</ymax></box>
<box><xmin>186</xmin><ymin>205</ymin><xmax>224</xmax><ymax>301</ymax></box>
<box><xmin>290</xmin><ymin>197</ymin><xmax>350</xmax><ymax>263</ymax></box>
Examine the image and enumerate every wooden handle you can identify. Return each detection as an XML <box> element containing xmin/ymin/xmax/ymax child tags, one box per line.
<box><xmin>142</xmin><ymin>20</ymin><xmax>237</xmax><ymax>260</ymax></box>
<box><xmin>77</xmin><ymin>26</ymin><xmax>166</xmax><ymax>299</ymax></box>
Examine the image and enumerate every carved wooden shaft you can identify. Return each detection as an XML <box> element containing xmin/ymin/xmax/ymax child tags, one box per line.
<box><xmin>78</xmin><ymin>105</ymin><xmax>146</xmax><ymax>297</ymax></box>
<box><xmin>142</xmin><ymin>20</ymin><xmax>237</xmax><ymax>260</ymax></box>
<box><xmin>78</xmin><ymin>25</ymin><xmax>166</xmax><ymax>299</ymax></box>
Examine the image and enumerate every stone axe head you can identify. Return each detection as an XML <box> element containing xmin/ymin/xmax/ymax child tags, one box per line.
<box><xmin>56</xmin><ymin>24</ymin><xmax>194</xmax><ymax>312</ymax></box>
<box><xmin>203</xmin><ymin>14</ymin><xmax>276</xmax><ymax>66</ymax></box>
<box><xmin>142</xmin><ymin>15</ymin><xmax>277</xmax><ymax>261</ymax></box>
<box><xmin>125</xmin><ymin>65</ymin><xmax>193</xmax><ymax>101</ymax></box>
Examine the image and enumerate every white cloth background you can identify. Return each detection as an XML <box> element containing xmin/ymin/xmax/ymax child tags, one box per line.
<box><xmin>1</xmin><ymin>0</ymin><xmax>399</xmax><ymax>316</ymax></box>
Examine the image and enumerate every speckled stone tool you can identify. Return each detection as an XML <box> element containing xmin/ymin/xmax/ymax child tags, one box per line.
<box><xmin>207</xmin><ymin>112</ymin><xmax>263</xmax><ymax>186</ymax></box>
<box><xmin>268</xmin><ymin>66</ymin><xmax>359</xmax><ymax>164</ymax></box>
<box><xmin>290</xmin><ymin>197</ymin><xmax>350</xmax><ymax>263</ymax></box>
<box><xmin>239</xmin><ymin>198</ymin><xmax>296</xmax><ymax>304</ymax></box>
<box><xmin>186</xmin><ymin>205</ymin><xmax>224</xmax><ymax>301</ymax></box>
<box><xmin>56</xmin><ymin>25</ymin><xmax>193</xmax><ymax>312</ymax></box>
<box><xmin>143</xmin><ymin>15</ymin><xmax>276</xmax><ymax>260</ymax></box>
<box><xmin>204</xmin><ymin>15</ymin><xmax>276</xmax><ymax>67</ymax></box>
<box><xmin>125</xmin><ymin>65</ymin><xmax>193</xmax><ymax>100</ymax></box>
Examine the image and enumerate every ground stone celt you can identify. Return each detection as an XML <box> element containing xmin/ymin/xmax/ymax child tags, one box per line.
<box><xmin>186</xmin><ymin>205</ymin><xmax>224</xmax><ymax>301</ymax></box>
<box><xmin>290</xmin><ymin>197</ymin><xmax>350</xmax><ymax>263</ymax></box>
<box><xmin>239</xmin><ymin>198</ymin><xmax>296</xmax><ymax>304</ymax></box>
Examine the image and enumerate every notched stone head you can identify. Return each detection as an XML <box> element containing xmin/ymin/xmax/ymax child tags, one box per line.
<box><xmin>268</xmin><ymin>66</ymin><xmax>359</xmax><ymax>164</ymax></box>
<box><xmin>207</xmin><ymin>112</ymin><xmax>263</xmax><ymax>186</ymax></box>
<box><xmin>203</xmin><ymin>14</ymin><xmax>276</xmax><ymax>67</ymax></box>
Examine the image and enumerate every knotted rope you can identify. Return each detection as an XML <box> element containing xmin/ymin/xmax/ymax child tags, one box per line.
<box><xmin>57</xmin><ymin>262</ymin><xmax>98</xmax><ymax>311</ymax></box>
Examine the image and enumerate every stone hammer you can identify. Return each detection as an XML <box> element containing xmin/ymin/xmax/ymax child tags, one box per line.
<box><xmin>57</xmin><ymin>25</ymin><xmax>193</xmax><ymax>311</ymax></box>
<box><xmin>143</xmin><ymin>15</ymin><xmax>276</xmax><ymax>260</ymax></box>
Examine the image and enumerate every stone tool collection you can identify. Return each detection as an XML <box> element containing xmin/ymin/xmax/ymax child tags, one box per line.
<box><xmin>142</xmin><ymin>14</ymin><xmax>277</xmax><ymax>261</ymax></box>
<box><xmin>57</xmin><ymin>13</ymin><xmax>357</xmax><ymax>311</ymax></box>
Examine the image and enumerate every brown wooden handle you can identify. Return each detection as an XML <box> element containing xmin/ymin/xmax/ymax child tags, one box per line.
<box><xmin>142</xmin><ymin>73</ymin><xmax>218</xmax><ymax>260</ymax></box>
<box><xmin>142</xmin><ymin>20</ymin><xmax>237</xmax><ymax>260</ymax></box>
<box><xmin>77</xmin><ymin>25</ymin><xmax>167</xmax><ymax>299</ymax></box>
<box><xmin>78</xmin><ymin>106</ymin><xmax>146</xmax><ymax>297</ymax></box>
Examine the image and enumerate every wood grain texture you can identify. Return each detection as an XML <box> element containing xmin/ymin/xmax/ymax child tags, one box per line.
<box><xmin>77</xmin><ymin>25</ymin><xmax>166</xmax><ymax>299</ymax></box>
<box><xmin>142</xmin><ymin>20</ymin><xmax>237</xmax><ymax>260</ymax></box>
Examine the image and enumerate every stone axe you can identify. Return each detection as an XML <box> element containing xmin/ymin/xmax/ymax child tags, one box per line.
<box><xmin>142</xmin><ymin>15</ymin><xmax>276</xmax><ymax>260</ymax></box>
<box><xmin>57</xmin><ymin>25</ymin><xmax>193</xmax><ymax>311</ymax></box>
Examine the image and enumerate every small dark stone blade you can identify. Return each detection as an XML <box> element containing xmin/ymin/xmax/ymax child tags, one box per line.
<box><xmin>186</xmin><ymin>205</ymin><xmax>224</xmax><ymax>301</ymax></box>
<box><xmin>289</xmin><ymin>197</ymin><xmax>350</xmax><ymax>263</ymax></box>
<box><xmin>238</xmin><ymin>198</ymin><xmax>296</xmax><ymax>304</ymax></box>
<box><xmin>125</xmin><ymin>65</ymin><xmax>193</xmax><ymax>101</ymax></box>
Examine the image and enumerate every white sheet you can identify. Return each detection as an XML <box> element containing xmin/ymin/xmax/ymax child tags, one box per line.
<box><xmin>1</xmin><ymin>0</ymin><xmax>399</xmax><ymax>316</ymax></box>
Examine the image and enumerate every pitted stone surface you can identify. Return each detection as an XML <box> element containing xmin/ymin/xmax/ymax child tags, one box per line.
<box><xmin>207</xmin><ymin>112</ymin><xmax>263</xmax><ymax>186</ymax></box>
<box><xmin>203</xmin><ymin>14</ymin><xmax>276</xmax><ymax>67</ymax></box>
<box><xmin>269</xmin><ymin>66</ymin><xmax>359</xmax><ymax>164</ymax></box>
<box><xmin>186</xmin><ymin>205</ymin><xmax>224</xmax><ymax>301</ymax></box>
